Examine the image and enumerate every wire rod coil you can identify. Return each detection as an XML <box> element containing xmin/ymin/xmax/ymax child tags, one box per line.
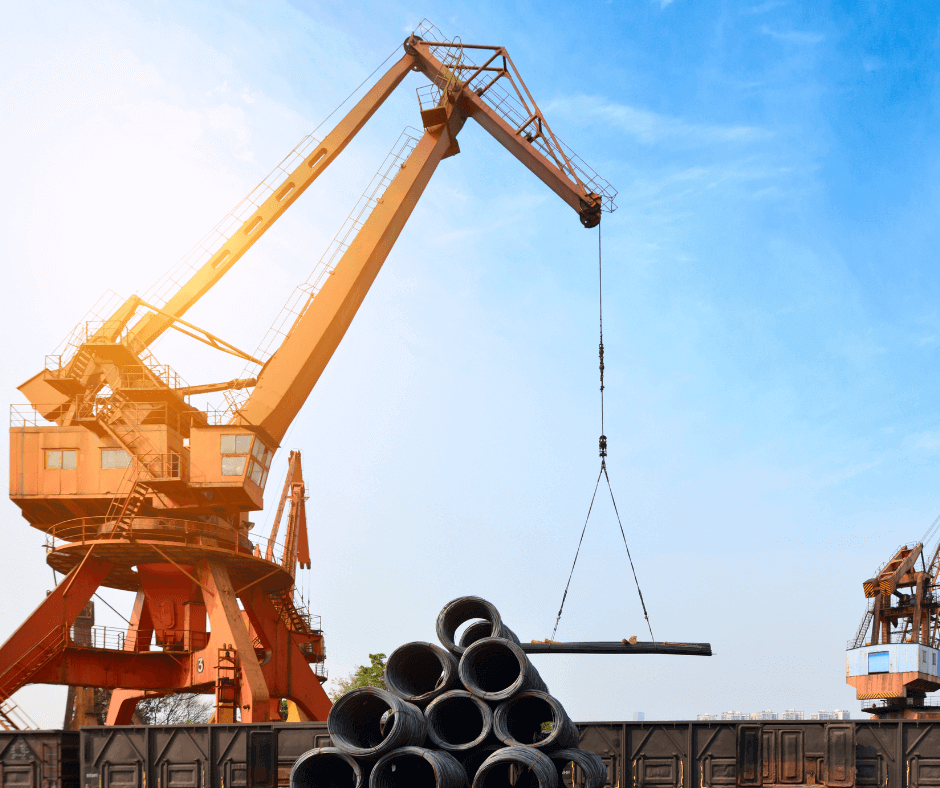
<box><xmin>384</xmin><ymin>642</ymin><xmax>460</xmax><ymax>707</ymax></box>
<box><xmin>455</xmin><ymin>745</ymin><xmax>502</xmax><ymax>786</ymax></box>
<box><xmin>472</xmin><ymin>746</ymin><xmax>559</xmax><ymax>788</ymax></box>
<box><xmin>492</xmin><ymin>691</ymin><xmax>579</xmax><ymax>752</ymax></box>
<box><xmin>547</xmin><ymin>749</ymin><xmax>607</xmax><ymax>788</ymax></box>
<box><xmin>425</xmin><ymin>689</ymin><xmax>495</xmax><ymax>752</ymax></box>
<box><xmin>290</xmin><ymin>748</ymin><xmax>368</xmax><ymax>788</ymax></box>
<box><xmin>328</xmin><ymin>687</ymin><xmax>427</xmax><ymax>760</ymax></box>
<box><xmin>458</xmin><ymin>620</ymin><xmax>520</xmax><ymax>650</ymax></box>
<box><xmin>437</xmin><ymin>597</ymin><xmax>518</xmax><ymax>656</ymax></box>
<box><xmin>459</xmin><ymin>637</ymin><xmax>548</xmax><ymax>701</ymax></box>
<box><xmin>369</xmin><ymin>747</ymin><xmax>469</xmax><ymax>788</ymax></box>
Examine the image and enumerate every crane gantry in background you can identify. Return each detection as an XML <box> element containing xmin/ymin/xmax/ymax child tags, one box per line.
<box><xmin>2</xmin><ymin>20</ymin><xmax>616</xmax><ymax>726</ymax></box>
<box><xmin>847</xmin><ymin>536</ymin><xmax>940</xmax><ymax>719</ymax></box>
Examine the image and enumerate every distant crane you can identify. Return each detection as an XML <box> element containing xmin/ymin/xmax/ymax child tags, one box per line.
<box><xmin>847</xmin><ymin>523</ymin><xmax>940</xmax><ymax>719</ymax></box>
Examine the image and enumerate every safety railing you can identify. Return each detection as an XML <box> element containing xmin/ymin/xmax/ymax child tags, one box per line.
<box><xmin>70</xmin><ymin>625</ymin><xmax>209</xmax><ymax>653</ymax></box>
<box><xmin>43</xmin><ymin>515</ymin><xmax>287</xmax><ymax>565</ymax></box>
<box><xmin>847</xmin><ymin>629</ymin><xmax>940</xmax><ymax>649</ymax></box>
<box><xmin>9</xmin><ymin>404</ymin><xmax>53</xmax><ymax>428</ymax></box>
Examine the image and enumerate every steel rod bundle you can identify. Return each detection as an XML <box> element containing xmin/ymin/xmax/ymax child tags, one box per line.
<box><xmin>291</xmin><ymin>749</ymin><xmax>368</xmax><ymax>788</ymax></box>
<box><xmin>384</xmin><ymin>642</ymin><xmax>460</xmax><ymax>707</ymax></box>
<box><xmin>370</xmin><ymin>747</ymin><xmax>469</xmax><ymax>788</ymax></box>
<box><xmin>547</xmin><ymin>749</ymin><xmax>607</xmax><ymax>788</ymax></box>
<box><xmin>492</xmin><ymin>691</ymin><xmax>579</xmax><ymax>751</ymax></box>
<box><xmin>472</xmin><ymin>746</ymin><xmax>559</xmax><ymax>788</ymax></box>
<box><xmin>458</xmin><ymin>637</ymin><xmax>548</xmax><ymax>701</ymax></box>
<box><xmin>437</xmin><ymin>597</ymin><xmax>519</xmax><ymax>655</ymax></box>
<box><xmin>327</xmin><ymin>687</ymin><xmax>427</xmax><ymax>759</ymax></box>
<box><xmin>425</xmin><ymin>690</ymin><xmax>494</xmax><ymax>752</ymax></box>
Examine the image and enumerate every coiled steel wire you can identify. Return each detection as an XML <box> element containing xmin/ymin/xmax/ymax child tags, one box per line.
<box><xmin>425</xmin><ymin>690</ymin><xmax>495</xmax><ymax>752</ymax></box>
<box><xmin>458</xmin><ymin>620</ymin><xmax>520</xmax><ymax>650</ymax></box>
<box><xmin>492</xmin><ymin>691</ymin><xmax>579</xmax><ymax>752</ymax></box>
<box><xmin>459</xmin><ymin>637</ymin><xmax>548</xmax><ymax>701</ymax></box>
<box><xmin>455</xmin><ymin>745</ymin><xmax>502</xmax><ymax>786</ymax></box>
<box><xmin>328</xmin><ymin>687</ymin><xmax>427</xmax><ymax>760</ymax></box>
<box><xmin>547</xmin><ymin>749</ymin><xmax>607</xmax><ymax>788</ymax></box>
<box><xmin>472</xmin><ymin>746</ymin><xmax>559</xmax><ymax>788</ymax></box>
<box><xmin>290</xmin><ymin>748</ymin><xmax>368</xmax><ymax>788</ymax></box>
<box><xmin>384</xmin><ymin>642</ymin><xmax>460</xmax><ymax>707</ymax></box>
<box><xmin>437</xmin><ymin>597</ymin><xmax>518</xmax><ymax>656</ymax></box>
<box><xmin>369</xmin><ymin>747</ymin><xmax>469</xmax><ymax>788</ymax></box>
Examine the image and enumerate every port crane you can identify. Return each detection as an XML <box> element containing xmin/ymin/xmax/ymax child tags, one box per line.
<box><xmin>2</xmin><ymin>21</ymin><xmax>615</xmax><ymax>725</ymax></box>
<box><xmin>846</xmin><ymin>534</ymin><xmax>940</xmax><ymax>719</ymax></box>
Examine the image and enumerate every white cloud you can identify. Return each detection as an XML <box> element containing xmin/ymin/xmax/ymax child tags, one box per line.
<box><xmin>761</xmin><ymin>25</ymin><xmax>825</xmax><ymax>45</ymax></box>
<box><xmin>546</xmin><ymin>94</ymin><xmax>766</xmax><ymax>146</ymax></box>
<box><xmin>742</xmin><ymin>1</ymin><xmax>786</xmax><ymax>14</ymax></box>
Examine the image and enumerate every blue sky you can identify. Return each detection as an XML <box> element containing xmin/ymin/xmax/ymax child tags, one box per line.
<box><xmin>2</xmin><ymin>0</ymin><xmax>940</xmax><ymax>725</ymax></box>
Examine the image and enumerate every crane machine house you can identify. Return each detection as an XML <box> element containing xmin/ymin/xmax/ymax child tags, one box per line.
<box><xmin>2</xmin><ymin>20</ymin><xmax>616</xmax><ymax>726</ymax></box>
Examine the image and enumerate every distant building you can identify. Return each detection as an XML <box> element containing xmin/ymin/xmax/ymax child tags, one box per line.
<box><xmin>750</xmin><ymin>710</ymin><xmax>778</xmax><ymax>720</ymax></box>
<box><xmin>810</xmin><ymin>710</ymin><xmax>851</xmax><ymax>720</ymax></box>
<box><xmin>781</xmin><ymin>709</ymin><xmax>804</xmax><ymax>720</ymax></box>
<box><xmin>720</xmin><ymin>711</ymin><xmax>749</xmax><ymax>720</ymax></box>
<box><xmin>697</xmin><ymin>714</ymin><xmax>720</xmax><ymax>721</ymax></box>
<box><xmin>633</xmin><ymin>712</ymin><xmax>645</xmax><ymax>721</ymax></box>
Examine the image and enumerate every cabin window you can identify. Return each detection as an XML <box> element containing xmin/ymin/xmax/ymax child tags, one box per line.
<box><xmin>868</xmin><ymin>651</ymin><xmax>889</xmax><ymax>674</ymax></box>
<box><xmin>101</xmin><ymin>449</ymin><xmax>131</xmax><ymax>469</ymax></box>
<box><xmin>221</xmin><ymin>434</ymin><xmax>252</xmax><ymax>476</ymax></box>
<box><xmin>45</xmin><ymin>449</ymin><xmax>77</xmax><ymax>470</ymax></box>
<box><xmin>247</xmin><ymin>440</ymin><xmax>273</xmax><ymax>488</ymax></box>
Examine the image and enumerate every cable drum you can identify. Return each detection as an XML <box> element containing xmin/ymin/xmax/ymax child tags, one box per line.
<box><xmin>384</xmin><ymin>642</ymin><xmax>460</xmax><ymax>707</ymax></box>
<box><xmin>369</xmin><ymin>747</ymin><xmax>469</xmax><ymax>788</ymax></box>
<box><xmin>547</xmin><ymin>749</ymin><xmax>607</xmax><ymax>788</ymax></box>
<box><xmin>472</xmin><ymin>746</ymin><xmax>559</xmax><ymax>788</ymax></box>
<box><xmin>493</xmin><ymin>692</ymin><xmax>579</xmax><ymax>752</ymax></box>
<box><xmin>458</xmin><ymin>620</ymin><xmax>520</xmax><ymax>651</ymax></box>
<box><xmin>459</xmin><ymin>637</ymin><xmax>548</xmax><ymax>702</ymax></box>
<box><xmin>437</xmin><ymin>597</ymin><xmax>519</xmax><ymax>656</ymax></box>
<box><xmin>328</xmin><ymin>687</ymin><xmax>427</xmax><ymax>760</ymax></box>
<box><xmin>425</xmin><ymin>690</ymin><xmax>494</xmax><ymax>752</ymax></box>
<box><xmin>290</xmin><ymin>748</ymin><xmax>368</xmax><ymax>788</ymax></box>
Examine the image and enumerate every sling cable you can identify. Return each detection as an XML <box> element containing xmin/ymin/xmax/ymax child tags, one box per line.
<box><xmin>549</xmin><ymin>222</ymin><xmax>654</xmax><ymax>645</ymax></box>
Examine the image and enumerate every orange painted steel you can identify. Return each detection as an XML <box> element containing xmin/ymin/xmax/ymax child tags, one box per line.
<box><xmin>3</xmin><ymin>21</ymin><xmax>614</xmax><ymax>726</ymax></box>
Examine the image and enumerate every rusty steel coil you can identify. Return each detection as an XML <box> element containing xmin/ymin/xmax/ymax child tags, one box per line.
<box><xmin>457</xmin><ymin>620</ymin><xmax>520</xmax><ymax>650</ymax></box>
<box><xmin>384</xmin><ymin>642</ymin><xmax>460</xmax><ymax>707</ymax></box>
<box><xmin>472</xmin><ymin>746</ymin><xmax>558</xmax><ymax>788</ymax></box>
<box><xmin>437</xmin><ymin>597</ymin><xmax>518</xmax><ymax>656</ymax></box>
<box><xmin>369</xmin><ymin>747</ymin><xmax>469</xmax><ymax>788</ymax></box>
<box><xmin>492</xmin><ymin>691</ymin><xmax>579</xmax><ymax>752</ymax></box>
<box><xmin>328</xmin><ymin>687</ymin><xmax>427</xmax><ymax>760</ymax></box>
<box><xmin>290</xmin><ymin>748</ymin><xmax>368</xmax><ymax>788</ymax></box>
<box><xmin>425</xmin><ymin>690</ymin><xmax>494</xmax><ymax>752</ymax></box>
<box><xmin>547</xmin><ymin>749</ymin><xmax>607</xmax><ymax>788</ymax></box>
<box><xmin>458</xmin><ymin>637</ymin><xmax>548</xmax><ymax>701</ymax></box>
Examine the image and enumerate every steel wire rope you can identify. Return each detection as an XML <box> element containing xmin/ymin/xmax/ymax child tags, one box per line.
<box><xmin>550</xmin><ymin>221</ymin><xmax>654</xmax><ymax>642</ymax></box>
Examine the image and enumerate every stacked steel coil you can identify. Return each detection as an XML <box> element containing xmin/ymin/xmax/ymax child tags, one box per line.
<box><xmin>291</xmin><ymin>597</ymin><xmax>607</xmax><ymax>788</ymax></box>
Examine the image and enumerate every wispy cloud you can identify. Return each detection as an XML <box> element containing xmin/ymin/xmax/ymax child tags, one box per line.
<box><xmin>658</xmin><ymin>0</ymin><xmax>675</xmax><ymax>8</ymax></box>
<box><xmin>546</xmin><ymin>95</ymin><xmax>766</xmax><ymax>146</ymax></box>
<box><xmin>761</xmin><ymin>25</ymin><xmax>824</xmax><ymax>45</ymax></box>
<box><xmin>742</xmin><ymin>1</ymin><xmax>786</xmax><ymax>14</ymax></box>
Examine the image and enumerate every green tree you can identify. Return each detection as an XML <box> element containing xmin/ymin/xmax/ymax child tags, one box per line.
<box><xmin>328</xmin><ymin>653</ymin><xmax>387</xmax><ymax>701</ymax></box>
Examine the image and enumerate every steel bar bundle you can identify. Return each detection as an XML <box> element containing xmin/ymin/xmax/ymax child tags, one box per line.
<box><xmin>291</xmin><ymin>597</ymin><xmax>603</xmax><ymax>788</ymax></box>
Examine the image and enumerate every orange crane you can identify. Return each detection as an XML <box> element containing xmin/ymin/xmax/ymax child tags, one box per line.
<box><xmin>3</xmin><ymin>20</ymin><xmax>615</xmax><ymax>725</ymax></box>
<box><xmin>847</xmin><ymin>538</ymin><xmax>940</xmax><ymax>718</ymax></box>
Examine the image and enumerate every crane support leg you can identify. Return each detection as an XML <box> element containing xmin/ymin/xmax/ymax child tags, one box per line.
<box><xmin>0</xmin><ymin>553</ymin><xmax>113</xmax><ymax>702</ymax></box>
<box><xmin>238</xmin><ymin>117</ymin><xmax>464</xmax><ymax>444</ymax></box>
<box><xmin>105</xmin><ymin>592</ymin><xmax>155</xmax><ymax>725</ymax></box>
<box><xmin>240</xmin><ymin>586</ymin><xmax>332</xmax><ymax>721</ymax></box>
<box><xmin>197</xmin><ymin>560</ymin><xmax>271</xmax><ymax>722</ymax></box>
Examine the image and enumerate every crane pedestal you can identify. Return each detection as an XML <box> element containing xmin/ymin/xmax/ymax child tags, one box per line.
<box><xmin>0</xmin><ymin>518</ymin><xmax>330</xmax><ymax>724</ymax></box>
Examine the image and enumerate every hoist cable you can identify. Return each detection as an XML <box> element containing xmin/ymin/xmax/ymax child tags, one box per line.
<box><xmin>550</xmin><ymin>465</ymin><xmax>604</xmax><ymax>643</ymax></box>
<box><xmin>550</xmin><ymin>219</ymin><xmax>654</xmax><ymax>641</ymax></box>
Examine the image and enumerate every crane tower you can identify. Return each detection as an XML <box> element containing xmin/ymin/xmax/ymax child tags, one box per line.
<box><xmin>2</xmin><ymin>21</ymin><xmax>616</xmax><ymax>725</ymax></box>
